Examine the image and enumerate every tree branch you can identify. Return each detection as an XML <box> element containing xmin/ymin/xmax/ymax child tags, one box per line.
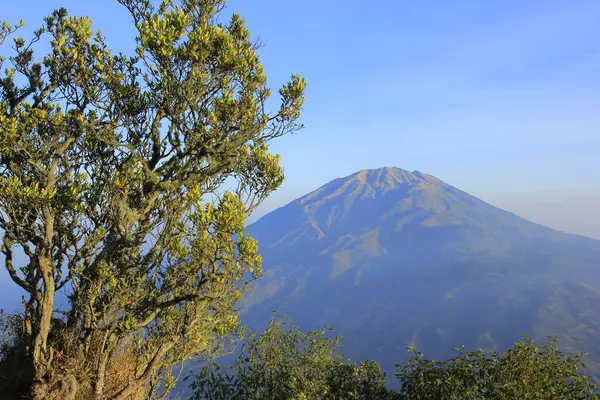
<box><xmin>2</xmin><ymin>235</ymin><xmax>30</xmax><ymax>291</ymax></box>
<box><xmin>132</xmin><ymin>290</ymin><xmax>216</xmax><ymax>330</ymax></box>
<box><xmin>148</xmin><ymin>110</ymin><xmax>164</xmax><ymax>169</ymax></box>
<box><xmin>112</xmin><ymin>340</ymin><xmax>176</xmax><ymax>400</ymax></box>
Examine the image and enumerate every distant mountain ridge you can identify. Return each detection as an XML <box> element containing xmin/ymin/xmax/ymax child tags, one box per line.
<box><xmin>250</xmin><ymin>167</ymin><xmax>596</xmax><ymax>250</ymax></box>
<box><xmin>239</xmin><ymin>167</ymin><xmax>600</xmax><ymax>381</ymax></box>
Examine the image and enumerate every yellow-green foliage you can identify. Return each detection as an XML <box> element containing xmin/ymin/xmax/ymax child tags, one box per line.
<box><xmin>0</xmin><ymin>1</ymin><xmax>304</xmax><ymax>398</ymax></box>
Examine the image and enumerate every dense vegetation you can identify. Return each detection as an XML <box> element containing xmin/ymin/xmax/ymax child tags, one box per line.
<box><xmin>187</xmin><ymin>315</ymin><xmax>598</xmax><ymax>399</ymax></box>
<box><xmin>0</xmin><ymin>0</ymin><xmax>598</xmax><ymax>399</ymax></box>
<box><xmin>2</xmin><ymin>309</ymin><xmax>598</xmax><ymax>399</ymax></box>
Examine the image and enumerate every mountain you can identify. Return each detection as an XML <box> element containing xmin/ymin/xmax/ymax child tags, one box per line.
<box><xmin>242</xmin><ymin>167</ymin><xmax>600</xmax><ymax>379</ymax></box>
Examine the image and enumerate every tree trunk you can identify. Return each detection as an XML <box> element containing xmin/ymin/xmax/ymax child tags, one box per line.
<box><xmin>94</xmin><ymin>332</ymin><xmax>115</xmax><ymax>400</ymax></box>
<box><xmin>31</xmin><ymin>255</ymin><xmax>56</xmax><ymax>400</ymax></box>
<box><xmin>94</xmin><ymin>355</ymin><xmax>108</xmax><ymax>400</ymax></box>
<box><xmin>59</xmin><ymin>374</ymin><xmax>79</xmax><ymax>400</ymax></box>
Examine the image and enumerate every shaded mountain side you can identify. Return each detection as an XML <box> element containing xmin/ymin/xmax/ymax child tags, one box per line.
<box><xmin>240</xmin><ymin>167</ymin><xmax>600</xmax><ymax>379</ymax></box>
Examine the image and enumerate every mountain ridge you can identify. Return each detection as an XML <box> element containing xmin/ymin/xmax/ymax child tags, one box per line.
<box><xmin>249</xmin><ymin>167</ymin><xmax>599</xmax><ymax>249</ymax></box>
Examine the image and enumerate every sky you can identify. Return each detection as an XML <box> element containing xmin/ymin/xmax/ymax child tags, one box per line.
<box><xmin>0</xmin><ymin>1</ymin><xmax>598</xmax><ymax>310</ymax></box>
<box><xmin>3</xmin><ymin>0</ymin><xmax>599</xmax><ymax>238</ymax></box>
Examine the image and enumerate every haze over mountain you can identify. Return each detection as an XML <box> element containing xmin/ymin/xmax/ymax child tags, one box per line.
<box><xmin>242</xmin><ymin>167</ymin><xmax>600</xmax><ymax>378</ymax></box>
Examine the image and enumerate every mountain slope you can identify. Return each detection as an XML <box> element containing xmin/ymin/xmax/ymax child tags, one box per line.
<box><xmin>242</xmin><ymin>167</ymin><xmax>600</xmax><ymax>378</ymax></box>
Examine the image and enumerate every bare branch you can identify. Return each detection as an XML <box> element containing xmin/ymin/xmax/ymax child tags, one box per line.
<box><xmin>2</xmin><ymin>235</ymin><xmax>30</xmax><ymax>291</ymax></box>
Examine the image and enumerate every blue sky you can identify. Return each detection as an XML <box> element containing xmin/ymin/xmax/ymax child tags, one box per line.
<box><xmin>1</xmin><ymin>0</ymin><xmax>599</xmax><ymax>249</ymax></box>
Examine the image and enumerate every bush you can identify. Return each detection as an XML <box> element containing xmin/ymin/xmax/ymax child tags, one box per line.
<box><xmin>396</xmin><ymin>336</ymin><xmax>599</xmax><ymax>399</ymax></box>
<box><xmin>189</xmin><ymin>318</ymin><xmax>599</xmax><ymax>400</ymax></box>
<box><xmin>187</xmin><ymin>314</ymin><xmax>392</xmax><ymax>399</ymax></box>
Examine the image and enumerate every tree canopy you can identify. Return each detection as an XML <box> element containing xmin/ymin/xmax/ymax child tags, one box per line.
<box><xmin>0</xmin><ymin>0</ymin><xmax>304</xmax><ymax>398</ymax></box>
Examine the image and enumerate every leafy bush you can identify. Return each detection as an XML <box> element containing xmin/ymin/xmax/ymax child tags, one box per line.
<box><xmin>396</xmin><ymin>336</ymin><xmax>599</xmax><ymax>399</ymax></box>
<box><xmin>187</xmin><ymin>314</ymin><xmax>392</xmax><ymax>399</ymax></box>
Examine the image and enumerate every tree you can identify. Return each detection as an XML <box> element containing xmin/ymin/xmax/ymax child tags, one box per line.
<box><xmin>396</xmin><ymin>335</ymin><xmax>599</xmax><ymax>399</ymax></box>
<box><xmin>0</xmin><ymin>0</ymin><xmax>305</xmax><ymax>398</ymax></box>
<box><xmin>188</xmin><ymin>314</ymin><xmax>393</xmax><ymax>400</ymax></box>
